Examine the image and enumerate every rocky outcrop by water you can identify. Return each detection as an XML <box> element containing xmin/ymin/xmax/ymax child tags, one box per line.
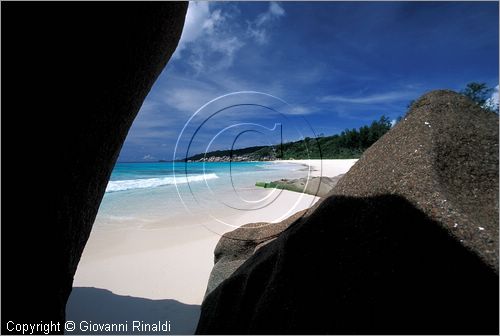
<box><xmin>256</xmin><ymin>175</ymin><xmax>344</xmax><ymax>197</ymax></box>
<box><xmin>197</xmin><ymin>90</ymin><xmax>499</xmax><ymax>334</ymax></box>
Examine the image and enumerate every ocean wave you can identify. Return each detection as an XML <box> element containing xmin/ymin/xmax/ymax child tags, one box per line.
<box><xmin>106</xmin><ymin>173</ymin><xmax>218</xmax><ymax>192</ymax></box>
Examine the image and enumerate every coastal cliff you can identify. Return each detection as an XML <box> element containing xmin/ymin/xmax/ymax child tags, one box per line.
<box><xmin>196</xmin><ymin>90</ymin><xmax>499</xmax><ymax>334</ymax></box>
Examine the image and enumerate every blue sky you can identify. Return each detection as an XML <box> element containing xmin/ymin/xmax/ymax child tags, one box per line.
<box><xmin>118</xmin><ymin>1</ymin><xmax>499</xmax><ymax>162</ymax></box>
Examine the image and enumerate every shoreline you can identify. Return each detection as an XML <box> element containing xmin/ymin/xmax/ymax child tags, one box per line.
<box><xmin>71</xmin><ymin>188</ymin><xmax>320</xmax><ymax>303</ymax></box>
<box><xmin>67</xmin><ymin>159</ymin><xmax>358</xmax><ymax>333</ymax></box>
<box><xmin>273</xmin><ymin>159</ymin><xmax>358</xmax><ymax>177</ymax></box>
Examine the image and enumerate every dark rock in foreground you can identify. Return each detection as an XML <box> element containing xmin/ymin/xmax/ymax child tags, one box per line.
<box><xmin>334</xmin><ymin>90</ymin><xmax>499</xmax><ymax>271</ymax></box>
<box><xmin>204</xmin><ymin>209</ymin><xmax>311</xmax><ymax>298</ymax></box>
<box><xmin>198</xmin><ymin>195</ymin><xmax>498</xmax><ymax>334</ymax></box>
<box><xmin>2</xmin><ymin>3</ymin><xmax>187</xmax><ymax>330</ymax></box>
<box><xmin>196</xmin><ymin>90</ymin><xmax>499</xmax><ymax>334</ymax></box>
<box><xmin>208</xmin><ymin>174</ymin><xmax>342</xmax><ymax>297</ymax></box>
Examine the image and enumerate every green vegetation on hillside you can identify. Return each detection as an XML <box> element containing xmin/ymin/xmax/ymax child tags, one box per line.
<box><xmin>276</xmin><ymin>116</ymin><xmax>392</xmax><ymax>159</ymax></box>
<box><xmin>186</xmin><ymin>116</ymin><xmax>392</xmax><ymax>161</ymax></box>
<box><xmin>461</xmin><ymin>82</ymin><xmax>492</xmax><ymax>107</ymax></box>
<box><xmin>460</xmin><ymin>82</ymin><xmax>499</xmax><ymax>113</ymax></box>
<box><xmin>186</xmin><ymin>145</ymin><xmax>267</xmax><ymax>161</ymax></box>
<box><xmin>185</xmin><ymin>82</ymin><xmax>496</xmax><ymax>162</ymax></box>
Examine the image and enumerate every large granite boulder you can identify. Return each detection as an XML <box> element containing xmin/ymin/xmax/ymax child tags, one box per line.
<box><xmin>2</xmin><ymin>3</ymin><xmax>187</xmax><ymax>331</ymax></box>
<box><xmin>334</xmin><ymin>90</ymin><xmax>499</xmax><ymax>271</ymax></box>
<box><xmin>207</xmin><ymin>174</ymin><xmax>344</xmax><ymax>297</ymax></box>
<box><xmin>196</xmin><ymin>90</ymin><xmax>499</xmax><ymax>334</ymax></box>
<box><xmin>204</xmin><ymin>209</ymin><xmax>312</xmax><ymax>297</ymax></box>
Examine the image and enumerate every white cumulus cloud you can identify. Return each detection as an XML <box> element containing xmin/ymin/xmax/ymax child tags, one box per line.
<box><xmin>484</xmin><ymin>84</ymin><xmax>499</xmax><ymax>112</ymax></box>
<box><xmin>172</xmin><ymin>2</ymin><xmax>244</xmax><ymax>72</ymax></box>
<box><xmin>319</xmin><ymin>91</ymin><xmax>416</xmax><ymax>104</ymax></box>
<box><xmin>247</xmin><ymin>2</ymin><xmax>286</xmax><ymax>45</ymax></box>
<box><xmin>172</xmin><ymin>2</ymin><xmax>286</xmax><ymax>70</ymax></box>
<box><xmin>269</xmin><ymin>2</ymin><xmax>285</xmax><ymax>16</ymax></box>
<box><xmin>173</xmin><ymin>2</ymin><xmax>214</xmax><ymax>58</ymax></box>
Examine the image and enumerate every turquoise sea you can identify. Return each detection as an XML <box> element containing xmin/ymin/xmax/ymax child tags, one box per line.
<box><xmin>106</xmin><ymin>161</ymin><xmax>283</xmax><ymax>192</ymax></box>
<box><xmin>96</xmin><ymin>161</ymin><xmax>307</xmax><ymax>229</ymax></box>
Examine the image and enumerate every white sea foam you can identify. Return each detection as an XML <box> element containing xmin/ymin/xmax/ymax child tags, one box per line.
<box><xmin>106</xmin><ymin>173</ymin><xmax>219</xmax><ymax>192</ymax></box>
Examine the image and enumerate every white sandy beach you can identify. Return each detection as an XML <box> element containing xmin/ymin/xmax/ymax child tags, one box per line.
<box><xmin>71</xmin><ymin>189</ymin><xmax>320</xmax><ymax>303</ymax></box>
<box><xmin>68</xmin><ymin>159</ymin><xmax>357</xmax><ymax>333</ymax></box>
<box><xmin>279</xmin><ymin>159</ymin><xmax>358</xmax><ymax>177</ymax></box>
